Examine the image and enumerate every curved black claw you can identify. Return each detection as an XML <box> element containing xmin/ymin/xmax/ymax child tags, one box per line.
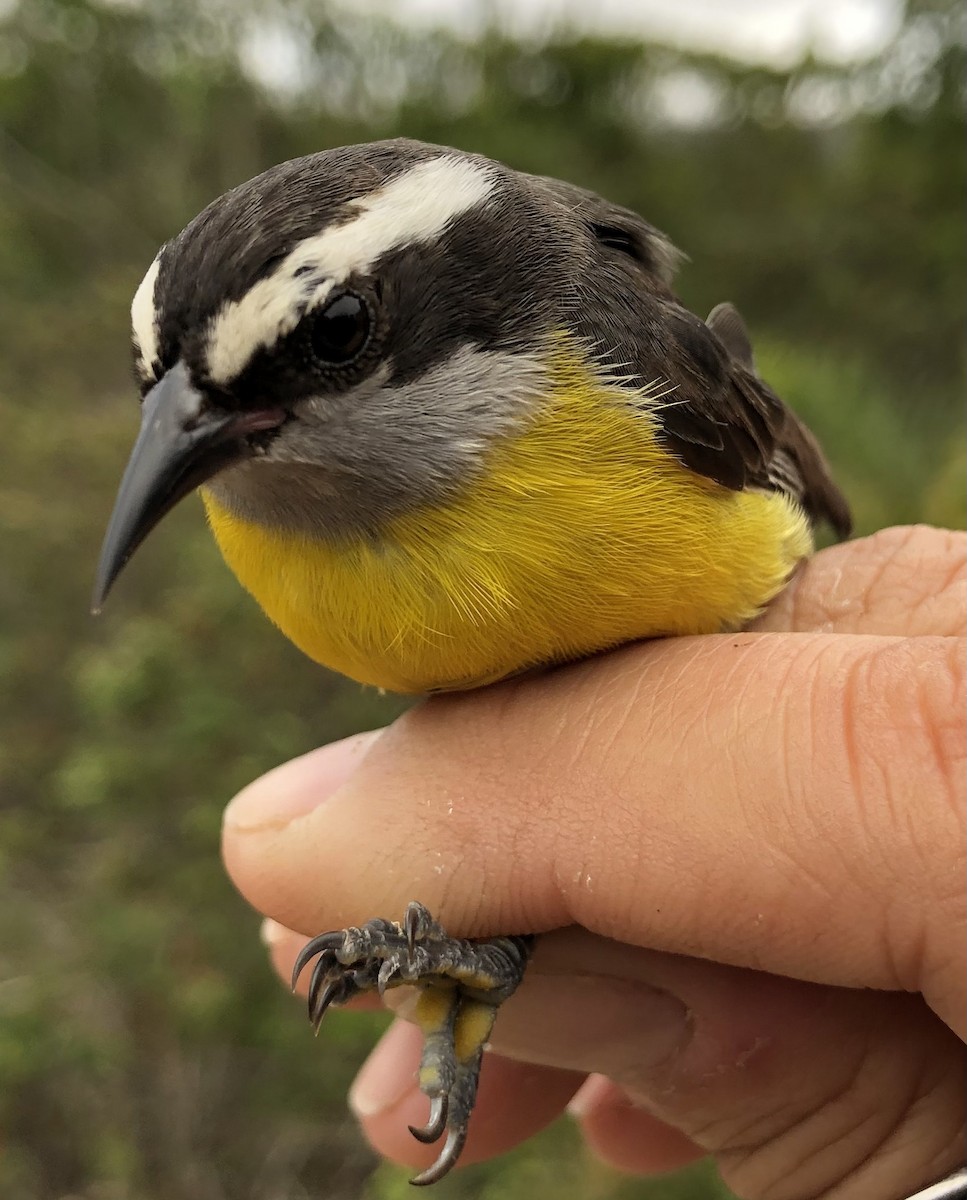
<box><xmin>291</xmin><ymin>931</ymin><xmax>344</xmax><ymax>990</ymax></box>
<box><xmin>409</xmin><ymin>1126</ymin><xmax>469</xmax><ymax>1187</ymax></box>
<box><xmin>306</xmin><ymin>949</ymin><xmax>338</xmax><ymax>1015</ymax></box>
<box><xmin>403</xmin><ymin>901</ymin><xmax>425</xmax><ymax>956</ymax></box>
<box><xmin>407</xmin><ymin>1095</ymin><xmax>448</xmax><ymax>1145</ymax></box>
<box><xmin>310</xmin><ymin>977</ymin><xmax>344</xmax><ymax>1034</ymax></box>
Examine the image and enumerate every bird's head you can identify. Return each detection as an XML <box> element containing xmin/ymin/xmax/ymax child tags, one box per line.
<box><xmin>93</xmin><ymin>138</ymin><xmax>679</xmax><ymax>609</ymax></box>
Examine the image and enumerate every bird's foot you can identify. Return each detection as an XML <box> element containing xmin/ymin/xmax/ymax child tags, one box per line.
<box><xmin>291</xmin><ymin>901</ymin><xmax>532</xmax><ymax>1185</ymax></box>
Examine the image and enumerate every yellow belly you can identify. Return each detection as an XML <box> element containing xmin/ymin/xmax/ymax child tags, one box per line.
<box><xmin>202</xmin><ymin>343</ymin><xmax>812</xmax><ymax>693</ymax></box>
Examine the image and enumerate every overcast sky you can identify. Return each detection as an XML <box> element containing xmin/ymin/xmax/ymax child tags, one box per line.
<box><xmin>330</xmin><ymin>0</ymin><xmax>903</xmax><ymax>66</ymax></box>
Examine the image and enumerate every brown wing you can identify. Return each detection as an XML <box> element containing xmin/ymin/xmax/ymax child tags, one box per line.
<box><xmin>539</xmin><ymin>185</ymin><xmax>851</xmax><ymax>538</ymax></box>
<box><xmin>651</xmin><ymin>301</ymin><xmax>852</xmax><ymax>539</ymax></box>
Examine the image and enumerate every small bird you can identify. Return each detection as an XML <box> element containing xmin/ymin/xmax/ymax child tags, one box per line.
<box><xmin>94</xmin><ymin>138</ymin><xmax>851</xmax><ymax>1184</ymax></box>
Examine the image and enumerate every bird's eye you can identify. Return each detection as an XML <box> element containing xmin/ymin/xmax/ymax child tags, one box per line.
<box><xmin>310</xmin><ymin>292</ymin><xmax>370</xmax><ymax>365</ymax></box>
<box><xmin>590</xmin><ymin>222</ymin><xmax>644</xmax><ymax>263</ymax></box>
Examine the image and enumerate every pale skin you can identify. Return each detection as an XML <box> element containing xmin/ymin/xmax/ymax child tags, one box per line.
<box><xmin>222</xmin><ymin>525</ymin><xmax>966</xmax><ymax>1200</ymax></box>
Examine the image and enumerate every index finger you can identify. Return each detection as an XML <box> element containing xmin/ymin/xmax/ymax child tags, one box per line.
<box><xmin>751</xmin><ymin>525</ymin><xmax>965</xmax><ymax>637</ymax></box>
<box><xmin>223</xmin><ymin>627</ymin><xmax>966</xmax><ymax>1034</ymax></box>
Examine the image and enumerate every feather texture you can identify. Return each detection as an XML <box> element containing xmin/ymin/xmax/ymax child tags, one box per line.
<box><xmin>202</xmin><ymin>335</ymin><xmax>813</xmax><ymax>692</ymax></box>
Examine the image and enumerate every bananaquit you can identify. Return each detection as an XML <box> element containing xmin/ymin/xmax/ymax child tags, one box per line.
<box><xmin>94</xmin><ymin>138</ymin><xmax>851</xmax><ymax>1184</ymax></box>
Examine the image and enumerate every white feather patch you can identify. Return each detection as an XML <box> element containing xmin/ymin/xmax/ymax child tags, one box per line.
<box><xmin>131</xmin><ymin>254</ymin><xmax>162</xmax><ymax>376</ymax></box>
<box><xmin>204</xmin><ymin>155</ymin><xmax>496</xmax><ymax>385</ymax></box>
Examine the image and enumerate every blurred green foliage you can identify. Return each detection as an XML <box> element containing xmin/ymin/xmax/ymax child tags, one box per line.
<box><xmin>0</xmin><ymin>1</ymin><xmax>963</xmax><ymax>1197</ymax></box>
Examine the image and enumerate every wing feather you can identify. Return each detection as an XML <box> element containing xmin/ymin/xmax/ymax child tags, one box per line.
<box><xmin>549</xmin><ymin>188</ymin><xmax>852</xmax><ymax>539</ymax></box>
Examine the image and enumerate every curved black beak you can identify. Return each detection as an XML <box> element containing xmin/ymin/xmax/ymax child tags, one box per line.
<box><xmin>92</xmin><ymin>363</ymin><xmax>284</xmax><ymax>612</ymax></box>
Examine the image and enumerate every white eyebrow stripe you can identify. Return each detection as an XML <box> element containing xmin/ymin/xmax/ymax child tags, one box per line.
<box><xmin>131</xmin><ymin>253</ymin><xmax>162</xmax><ymax>374</ymax></box>
<box><xmin>203</xmin><ymin>155</ymin><xmax>496</xmax><ymax>385</ymax></box>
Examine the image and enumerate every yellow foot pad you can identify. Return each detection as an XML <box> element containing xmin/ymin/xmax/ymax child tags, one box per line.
<box><xmin>291</xmin><ymin>901</ymin><xmax>532</xmax><ymax>1185</ymax></box>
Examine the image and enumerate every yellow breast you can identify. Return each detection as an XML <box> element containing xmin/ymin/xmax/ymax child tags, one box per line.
<box><xmin>201</xmin><ymin>341</ymin><xmax>811</xmax><ymax>693</ymax></box>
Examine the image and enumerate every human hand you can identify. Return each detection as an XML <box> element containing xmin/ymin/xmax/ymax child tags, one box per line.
<box><xmin>222</xmin><ymin>525</ymin><xmax>966</xmax><ymax>1200</ymax></box>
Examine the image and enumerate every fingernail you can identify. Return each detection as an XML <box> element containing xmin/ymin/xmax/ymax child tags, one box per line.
<box><xmin>567</xmin><ymin>1073</ymin><xmax>624</xmax><ymax>1119</ymax></box>
<box><xmin>379</xmin><ymin>985</ymin><xmax>421</xmax><ymax>1021</ymax></box>
<box><xmin>349</xmin><ymin>1022</ymin><xmax>422</xmax><ymax>1117</ymax></box>
<box><xmin>224</xmin><ymin>730</ymin><xmax>382</xmax><ymax>831</ymax></box>
<box><xmin>259</xmin><ymin>917</ymin><xmax>290</xmax><ymax>947</ymax></box>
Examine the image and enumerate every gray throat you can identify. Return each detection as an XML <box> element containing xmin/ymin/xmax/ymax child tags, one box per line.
<box><xmin>206</xmin><ymin>345</ymin><xmax>549</xmax><ymax>539</ymax></box>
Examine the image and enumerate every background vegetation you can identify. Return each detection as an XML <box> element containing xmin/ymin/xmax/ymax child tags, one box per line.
<box><xmin>0</xmin><ymin>0</ymin><xmax>963</xmax><ymax>1197</ymax></box>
